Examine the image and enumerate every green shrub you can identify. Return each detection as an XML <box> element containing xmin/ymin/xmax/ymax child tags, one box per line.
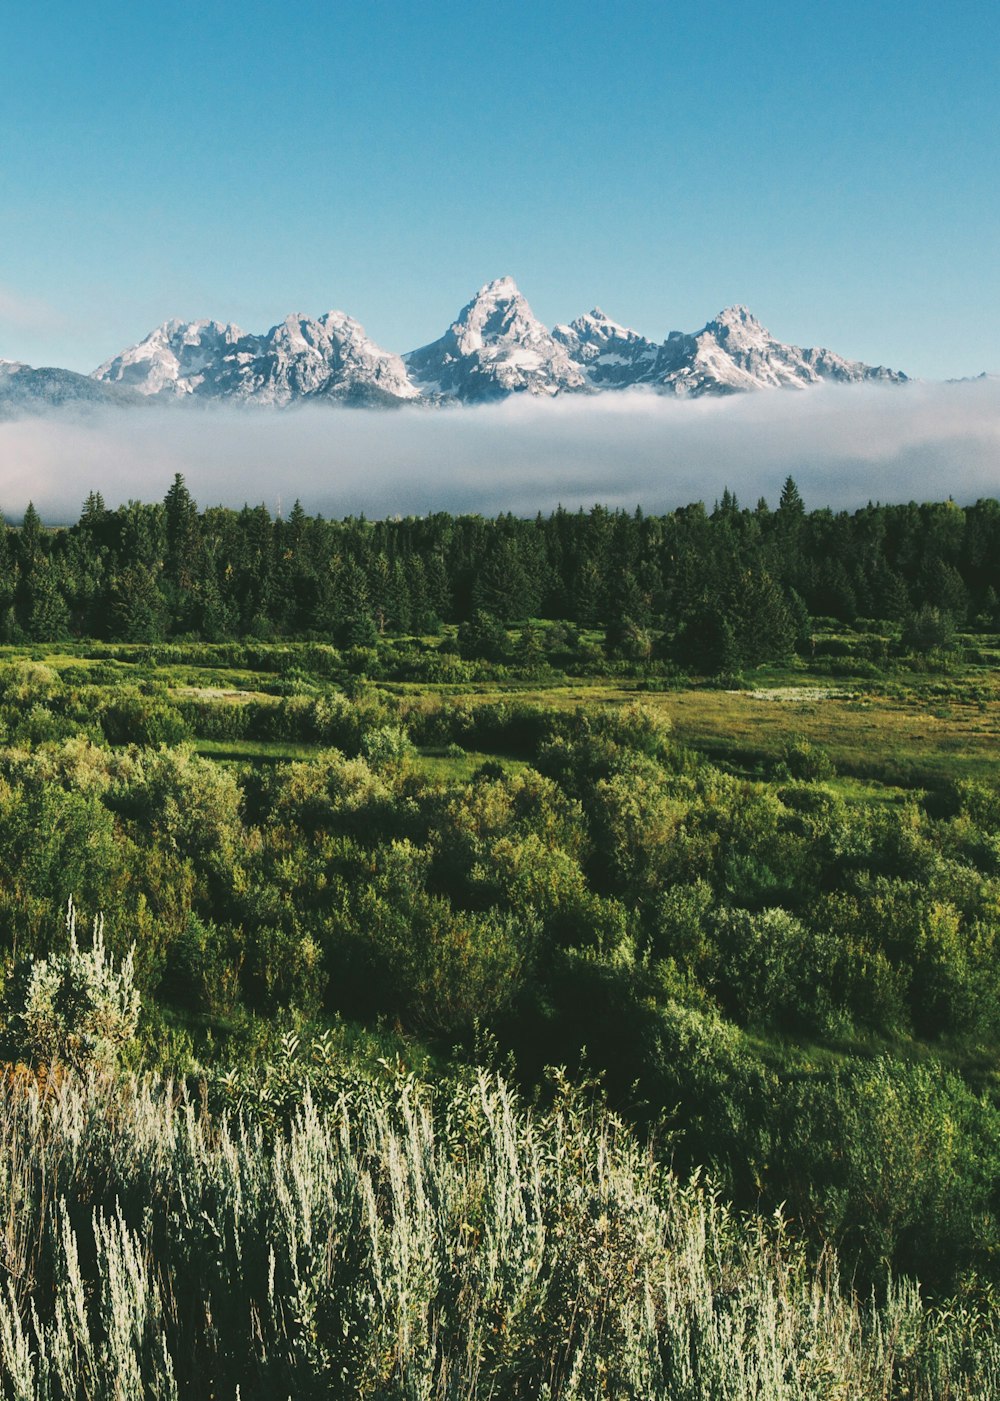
<box><xmin>1</xmin><ymin>902</ymin><xmax>139</xmax><ymax>1070</ymax></box>
<box><xmin>902</xmin><ymin>605</ymin><xmax>956</xmax><ymax>654</ymax></box>
<box><xmin>4</xmin><ymin>1067</ymin><xmax>999</xmax><ymax>1399</ymax></box>
<box><xmin>100</xmin><ymin>691</ymin><xmax>191</xmax><ymax>746</ymax></box>
<box><xmin>780</xmin><ymin>738</ymin><xmax>835</xmax><ymax>781</ymax></box>
<box><xmin>360</xmin><ymin>723</ymin><xmax>413</xmax><ymax>767</ymax></box>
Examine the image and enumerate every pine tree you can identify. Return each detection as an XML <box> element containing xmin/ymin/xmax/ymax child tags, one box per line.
<box><xmin>458</xmin><ymin>610</ymin><xmax>509</xmax><ymax>662</ymax></box>
<box><xmin>386</xmin><ymin>559</ymin><xmax>413</xmax><ymax>634</ymax></box>
<box><xmin>732</xmin><ymin>568</ymin><xmax>795</xmax><ymax>665</ymax></box>
<box><xmin>778</xmin><ymin>476</ymin><xmax>805</xmax><ymax>520</ymax></box>
<box><xmin>25</xmin><ymin>557</ymin><xmax>70</xmax><ymax>641</ymax></box>
<box><xmin>163</xmin><ymin>474</ymin><xmax>201</xmax><ymax>589</ymax></box>
<box><xmin>787</xmin><ymin>588</ymin><xmax>813</xmax><ymax>655</ymax></box>
<box><xmin>330</xmin><ymin>558</ymin><xmax>377</xmax><ymax>648</ymax></box>
<box><xmin>878</xmin><ymin>567</ymin><xmax>911</xmax><ymax>623</ymax></box>
<box><xmin>473</xmin><ymin>538</ymin><xmax>536</xmax><ymax>622</ymax></box>
<box><xmin>109</xmin><ymin>565</ymin><xmax>168</xmax><ymax>642</ymax></box>
<box><xmin>978</xmin><ymin>586</ymin><xmax>1000</xmax><ymax>629</ymax></box>
<box><xmin>515</xmin><ymin>622</ymin><xmax>545</xmax><ymax>671</ymax></box>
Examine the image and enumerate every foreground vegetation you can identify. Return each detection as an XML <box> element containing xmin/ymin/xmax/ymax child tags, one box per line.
<box><xmin>3</xmin><ymin>483</ymin><xmax>1000</xmax><ymax>1394</ymax></box>
<box><xmin>3</xmin><ymin>1062</ymin><xmax>998</xmax><ymax>1401</ymax></box>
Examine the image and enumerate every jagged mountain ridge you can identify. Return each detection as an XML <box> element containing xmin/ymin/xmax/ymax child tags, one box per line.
<box><xmin>7</xmin><ymin>278</ymin><xmax>908</xmax><ymax>414</ymax></box>
<box><xmin>551</xmin><ymin>308</ymin><xmax>662</xmax><ymax>389</ymax></box>
<box><xmin>94</xmin><ymin>312</ymin><xmax>418</xmax><ymax>406</ymax></box>
<box><xmin>645</xmin><ymin>306</ymin><xmax>906</xmax><ymax>396</ymax></box>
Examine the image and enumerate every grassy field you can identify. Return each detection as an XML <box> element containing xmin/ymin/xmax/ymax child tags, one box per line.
<box><xmin>9</xmin><ymin>626</ymin><xmax>981</xmax><ymax>795</ymax></box>
<box><xmin>6</xmin><ymin>626</ymin><xmax>999</xmax><ymax>798</ymax></box>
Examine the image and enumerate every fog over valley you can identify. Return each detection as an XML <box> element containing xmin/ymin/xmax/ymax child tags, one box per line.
<box><xmin>1</xmin><ymin>377</ymin><xmax>998</xmax><ymax>522</ymax></box>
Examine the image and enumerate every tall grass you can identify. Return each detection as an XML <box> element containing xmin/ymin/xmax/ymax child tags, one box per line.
<box><xmin>0</xmin><ymin>1066</ymin><xmax>996</xmax><ymax>1399</ymax></box>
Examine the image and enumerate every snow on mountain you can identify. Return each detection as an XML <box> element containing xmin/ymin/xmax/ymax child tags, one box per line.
<box><xmin>81</xmin><ymin>282</ymin><xmax>910</xmax><ymax>410</ymax></box>
<box><xmin>646</xmin><ymin>306</ymin><xmax>908</xmax><ymax>396</ymax></box>
<box><xmin>94</xmin><ymin>313</ymin><xmax>419</xmax><ymax>406</ymax></box>
<box><xmin>404</xmin><ymin>277</ymin><xmax>587</xmax><ymax>401</ymax></box>
<box><xmin>210</xmin><ymin>312</ymin><xmax>419</xmax><ymax>406</ymax></box>
<box><xmin>552</xmin><ymin>308</ymin><xmax>660</xmax><ymax>388</ymax></box>
<box><xmin>94</xmin><ymin>320</ymin><xmax>245</xmax><ymax>397</ymax></box>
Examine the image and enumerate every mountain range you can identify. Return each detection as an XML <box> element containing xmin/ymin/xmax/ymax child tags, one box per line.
<box><xmin>2</xmin><ymin>277</ymin><xmax>908</xmax><ymax>416</ymax></box>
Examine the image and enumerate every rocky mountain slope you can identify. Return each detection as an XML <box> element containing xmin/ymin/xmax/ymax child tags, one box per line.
<box><xmin>0</xmin><ymin>360</ymin><xmax>141</xmax><ymax>417</ymax></box>
<box><xmin>94</xmin><ymin>313</ymin><xmax>418</xmax><ymax>406</ymax></box>
<box><xmin>641</xmin><ymin>305</ymin><xmax>906</xmax><ymax>396</ymax></box>
<box><xmin>404</xmin><ymin>276</ymin><xmax>586</xmax><ymax>401</ymax></box>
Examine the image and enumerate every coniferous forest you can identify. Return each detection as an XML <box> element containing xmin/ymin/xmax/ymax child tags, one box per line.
<box><xmin>4</xmin><ymin>475</ymin><xmax>998</xmax><ymax>655</ymax></box>
<box><xmin>4</xmin><ymin>477</ymin><xmax>1000</xmax><ymax>1396</ymax></box>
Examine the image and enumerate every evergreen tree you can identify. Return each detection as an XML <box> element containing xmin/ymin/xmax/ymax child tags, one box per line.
<box><xmin>778</xmin><ymin>476</ymin><xmax>805</xmax><ymax>521</ymax></box>
<box><xmin>473</xmin><ymin>538</ymin><xmax>536</xmax><ymax>622</ymax></box>
<box><xmin>25</xmin><ymin>557</ymin><xmax>70</xmax><ymax>640</ymax></box>
<box><xmin>386</xmin><ymin>559</ymin><xmax>413</xmax><ymax>634</ymax></box>
<box><xmin>732</xmin><ymin>568</ymin><xmax>794</xmax><ymax>665</ymax></box>
<box><xmin>163</xmin><ymin>474</ymin><xmax>202</xmax><ymax>589</ymax></box>
<box><xmin>458</xmin><ymin>610</ymin><xmax>509</xmax><ymax>662</ymax></box>
<box><xmin>876</xmin><ymin>565</ymin><xmax>911</xmax><ymax>623</ymax></box>
<box><xmin>787</xmin><ymin>588</ymin><xmax>813</xmax><ymax>655</ymax></box>
<box><xmin>330</xmin><ymin>558</ymin><xmax>376</xmax><ymax>648</ymax></box>
<box><xmin>109</xmin><ymin>565</ymin><xmax>168</xmax><ymax>642</ymax></box>
<box><xmin>515</xmin><ymin>622</ymin><xmax>545</xmax><ymax>671</ymax></box>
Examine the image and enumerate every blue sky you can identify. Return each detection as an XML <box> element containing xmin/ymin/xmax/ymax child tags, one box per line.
<box><xmin>1</xmin><ymin>0</ymin><xmax>997</xmax><ymax>378</ymax></box>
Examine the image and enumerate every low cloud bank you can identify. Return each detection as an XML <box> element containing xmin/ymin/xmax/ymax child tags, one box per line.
<box><xmin>1</xmin><ymin>379</ymin><xmax>999</xmax><ymax>523</ymax></box>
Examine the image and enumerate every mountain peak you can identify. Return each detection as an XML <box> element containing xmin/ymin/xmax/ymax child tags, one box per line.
<box><xmin>477</xmin><ymin>275</ymin><xmax>521</xmax><ymax>299</ymax></box>
<box><xmin>95</xmin><ymin>319</ymin><xmax>246</xmax><ymax>396</ymax></box>
<box><xmin>406</xmin><ymin>278</ymin><xmax>586</xmax><ymax>401</ymax></box>
<box><xmin>708</xmin><ymin>305</ymin><xmax>769</xmax><ymax>337</ymax></box>
<box><xmin>649</xmin><ymin>304</ymin><xmax>907</xmax><ymax>395</ymax></box>
<box><xmin>95</xmin><ymin>310</ymin><xmax>418</xmax><ymax>405</ymax></box>
<box><xmin>570</xmin><ymin>307</ymin><xmax>637</xmax><ymax>338</ymax></box>
<box><xmin>552</xmin><ymin>307</ymin><xmax>659</xmax><ymax>389</ymax></box>
<box><xmin>715</xmin><ymin>303</ymin><xmax>757</xmax><ymax>322</ymax></box>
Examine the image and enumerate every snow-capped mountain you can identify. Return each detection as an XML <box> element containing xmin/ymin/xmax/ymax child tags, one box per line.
<box><xmin>404</xmin><ymin>277</ymin><xmax>586</xmax><ymax>401</ymax></box>
<box><xmin>644</xmin><ymin>306</ymin><xmax>907</xmax><ymax>396</ymax></box>
<box><xmin>95</xmin><ymin>320</ymin><xmax>245</xmax><ymax>398</ymax></box>
<box><xmin>94</xmin><ymin>313</ymin><xmax>419</xmax><ymax>406</ymax></box>
<box><xmin>207</xmin><ymin>312</ymin><xmax>419</xmax><ymax>406</ymax></box>
<box><xmin>404</xmin><ymin>288</ymin><xmax>905</xmax><ymax>401</ymax></box>
<box><xmin>552</xmin><ymin>309</ymin><xmax>660</xmax><ymax>388</ymax></box>
<box><xmin>0</xmin><ymin>278</ymin><xmax>912</xmax><ymax>418</ymax></box>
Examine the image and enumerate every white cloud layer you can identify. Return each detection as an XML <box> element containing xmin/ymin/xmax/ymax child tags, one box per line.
<box><xmin>1</xmin><ymin>379</ymin><xmax>999</xmax><ymax>523</ymax></box>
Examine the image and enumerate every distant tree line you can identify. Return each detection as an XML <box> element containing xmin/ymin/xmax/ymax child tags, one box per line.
<box><xmin>3</xmin><ymin>474</ymin><xmax>998</xmax><ymax>658</ymax></box>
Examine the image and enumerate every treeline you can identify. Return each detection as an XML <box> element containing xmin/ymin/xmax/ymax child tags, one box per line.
<box><xmin>3</xmin><ymin>476</ymin><xmax>999</xmax><ymax>658</ymax></box>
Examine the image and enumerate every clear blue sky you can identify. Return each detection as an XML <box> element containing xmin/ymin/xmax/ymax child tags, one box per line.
<box><xmin>1</xmin><ymin>0</ymin><xmax>997</xmax><ymax>378</ymax></box>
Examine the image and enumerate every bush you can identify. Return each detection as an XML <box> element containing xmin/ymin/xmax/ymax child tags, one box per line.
<box><xmin>780</xmin><ymin>738</ymin><xmax>835</xmax><ymax>781</ymax></box>
<box><xmin>100</xmin><ymin>691</ymin><xmax>191</xmax><ymax>747</ymax></box>
<box><xmin>458</xmin><ymin>610</ymin><xmax>510</xmax><ymax>662</ymax></box>
<box><xmin>2</xmin><ymin>902</ymin><xmax>140</xmax><ymax>1070</ymax></box>
<box><xmin>360</xmin><ymin>723</ymin><xmax>413</xmax><ymax>767</ymax></box>
<box><xmin>902</xmin><ymin>605</ymin><xmax>956</xmax><ymax>654</ymax></box>
<box><xmin>3</xmin><ymin>1067</ymin><xmax>997</xmax><ymax>1399</ymax></box>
